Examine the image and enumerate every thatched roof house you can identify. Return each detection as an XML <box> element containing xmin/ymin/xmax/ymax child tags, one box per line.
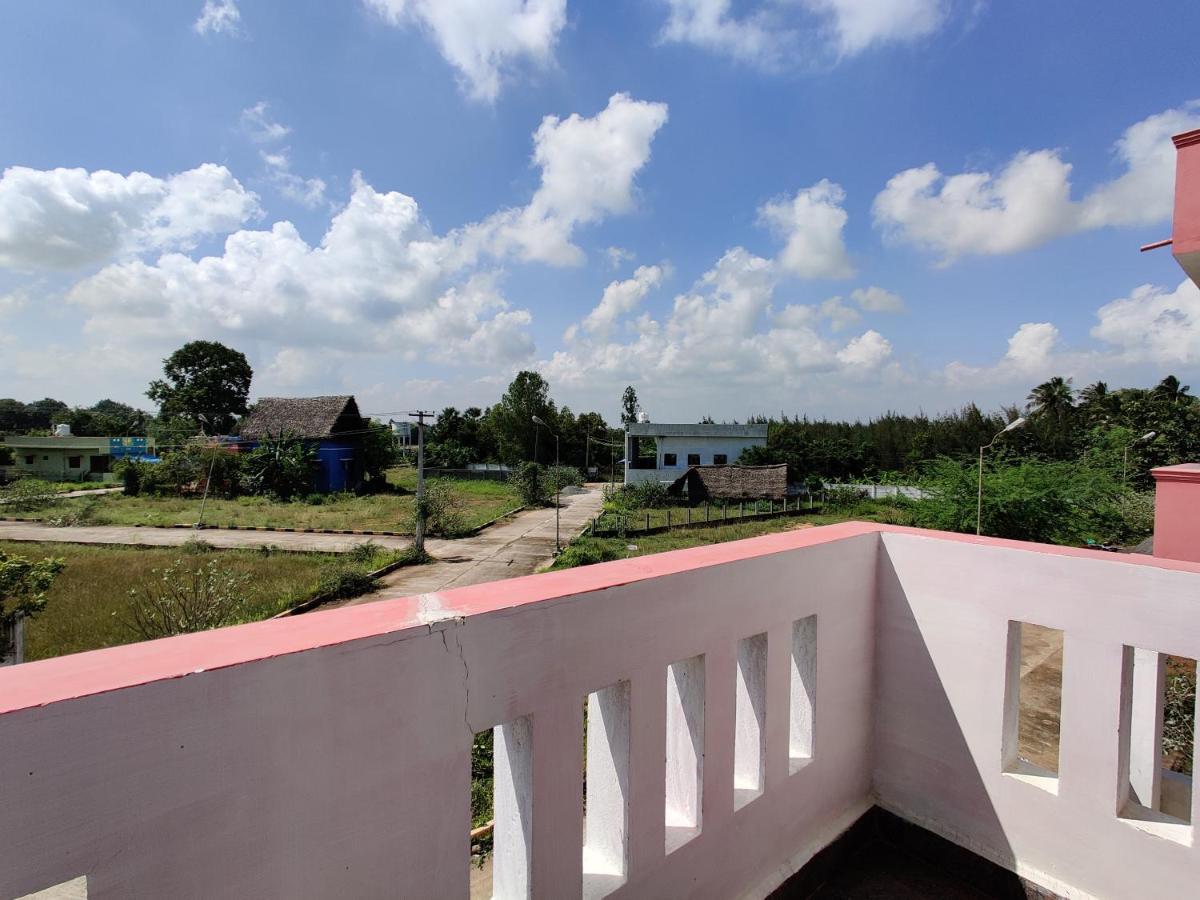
<box><xmin>668</xmin><ymin>464</ymin><xmax>788</xmax><ymax>502</ymax></box>
<box><xmin>239</xmin><ymin>396</ymin><xmax>365</xmax><ymax>441</ymax></box>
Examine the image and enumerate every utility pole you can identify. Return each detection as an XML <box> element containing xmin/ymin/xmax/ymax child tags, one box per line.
<box><xmin>410</xmin><ymin>410</ymin><xmax>435</xmax><ymax>553</ymax></box>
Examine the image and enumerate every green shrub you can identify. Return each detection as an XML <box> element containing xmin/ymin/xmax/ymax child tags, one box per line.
<box><xmin>0</xmin><ymin>478</ymin><xmax>60</xmax><ymax>512</ymax></box>
<box><xmin>316</xmin><ymin>566</ymin><xmax>378</xmax><ymax>601</ymax></box>
<box><xmin>823</xmin><ymin>484</ymin><xmax>869</xmax><ymax>510</ymax></box>
<box><xmin>126</xmin><ymin>557</ymin><xmax>251</xmax><ymax>639</ymax></box>
<box><xmin>553</xmin><ymin>542</ymin><xmax>622</xmax><ymax>569</ymax></box>
<box><xmin>511</xmin><ymin>461</ymin><xmax>544</xmax><ymax>507</ymax></box>
<box><xmin>240</xmin><ymin>436</ymin><xmax>317</xmax><ymax>500</ymax></box>
<box><xmin>608</xmin><ymin>479</ymin><xmax>670</xmax><ymax>510</ymax></box>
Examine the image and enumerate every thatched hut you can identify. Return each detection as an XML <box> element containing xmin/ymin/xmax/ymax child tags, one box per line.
<box><xmin>667</xmin><ymin>464</ymin><xmax>788</xmax><ymax>502</ymax></box>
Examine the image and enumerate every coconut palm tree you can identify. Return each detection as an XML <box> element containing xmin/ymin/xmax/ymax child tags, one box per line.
<box><xmin>1028</xmin><ymin>376</ymin><xmax>1075</xmax><ymax>417</ymax></box>
<box><xmin>1153</xmin><ymin>375</ymin><xmax>1192</xmax><ymax>405</ymax></box>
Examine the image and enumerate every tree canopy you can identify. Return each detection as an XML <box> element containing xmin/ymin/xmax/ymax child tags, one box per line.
<box><xmin>146</xmin><ymin>340</ymin><xmax>253</xmax><ymax>435</ymax></box>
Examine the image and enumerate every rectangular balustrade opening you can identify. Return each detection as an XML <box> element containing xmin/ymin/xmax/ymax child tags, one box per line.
<box><xmin>790</xmin><ymin>616</ymin><xmax>817</xmax><ymax>773</ymax></box>
<box><xmin>665</xmin><ymin>654</ymin><xmax>705</xmax><ymax>853</ymax></box>
<box><xmin>472</xmin><ymin>717</ymin><xmax>533</xmax><ymax>900</ymax></box>
<box><xmin>1001</xmin><ymin>621</ymin><xmax>1063</xmax><ymax>791</ymax></box>
<box><xmin>583</xmin><ymin>681</ymin><xmax>630</xmax><ymax>899</ymax></box>
<box><xmin>1118</xmin><ymin>647</ymin><xmax>1196</xmax><ymax>842</ymax></box>
<box><xmin>734</xmin><ymin>632</ymin><xmax>768</xmax><ymax>810</ymax></box>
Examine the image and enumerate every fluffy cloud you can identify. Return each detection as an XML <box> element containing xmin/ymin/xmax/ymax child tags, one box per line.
<box><xmin>873</xmin><ymin>102</ymin><xmax>1200</xmax><ymax>264</ymax></box>
<box><xmin>0</xmin><ymin>164</ymin><xmax>259</xmax><ymax>271</ymax></box>
<box><xmin>1091</xmin><ymin>279</ymin><xmax>1200</xmax><ymax>365</ymax></box>
<box><xmin>659</xmin><ymin>0</ymin><xmax>953</xmax><ymax>66</ymax></box>
<box><xmin>758</xmin><ymin>180</ymin><xmax>855</xmax><ymax>279</ymax></box>
<box><xmin>942</xmin><ymin>321</ymin><xmax>1061</xmax><ymax>387</ymax></box>
<box><xmin>818</xmin><ymin>296</ymin><xmax>860</xmax><ymax>331</ymax></box>
<box><xmin>803</xmin><ymin>0</ymin><xmax>948</xmax><ymax>56</ymax></box>
<box><xmin>569</xmin><ymin>264</ymin><xmax>668</xmax><ymax>340</ymax></box>
<box><xmin>194</xmin><ymin>0</ymin><xmax>241</xmax><ymax>36</ymax></box>
<box><xmin>543</xmin><ymin>245</ymin><xmax>894</xmax><ymax>404</ymax></box>
<box><xmin>606</xmin><ymin>246</ymin><xmax>636</xmax><ymax>269</ymax></box>
<box><xmin>466</xmin><ymin>92</ymin><xmax>669</xmax><ymax>265</ymax></box>
<box><xmin>67</xmin><ymin>175</ymin><xmax>534</xmax><ymax>365</ymax></box>
<box><xmin>363</xmin><ymin>0</ymin><xmax>566</xmax><ymax>102</ymax></box>
<box><xmin>851</xmin><ymin>285</ymin><xmax>905</xmax><ymax>312</ymax></box>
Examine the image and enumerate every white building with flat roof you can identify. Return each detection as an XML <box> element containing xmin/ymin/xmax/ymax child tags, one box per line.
<box><xmin>624</xmin><ymin>422</ymin><xmax>768</xmax><ymax>484</ymax></box>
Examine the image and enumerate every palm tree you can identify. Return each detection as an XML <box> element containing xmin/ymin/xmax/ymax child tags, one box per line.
<box><xmin>1028</xmin><ymin>376</ymin><xmax>1075</xmax><ymax>417</ymax></box>
<box><xmin>1153</xmin><ymin>375</ymin><xmax>1192</xmax><ymax>405</ymax></box>
<box><xmin>1079</xmin><ymin>380</ymin><xmax>1118</xmax><ymax>424</ymax></box>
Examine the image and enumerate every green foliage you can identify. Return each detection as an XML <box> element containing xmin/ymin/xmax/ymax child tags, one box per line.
<box><xmin>512</xmin><ymin>461</ymin><xmax>544</xmax><ymax>507</ymax></box>
<box><xmin>621</xmin><ymin>386</ymin><xmax>639</xmax><ymax>425</ymax></box>
<box><xmin>823</xmin><ymin>484</ymin><xmax>869</xmax><ymax>510</ymax></box>
<box><xmin>545</xmin><ymin>464</ymin><xmax>583</xmax><ymax>494</ymax></box>
<box><xmin>471</xmin><ymin>729</ymin><xmax>494</xmax><ymax>829</ymax></box>
<box><xmin>316</xmin><ymin>565</ymin><xmax>378</xmax><ymax>601</ymax></box>
<box><xmin>146</xmin><ymin>340</ymin><xmax>253</xmax><ymax>435</ymax></box>
<box><xmin>125</xmin><ymin>557</ymin><xmax>251</xmax><ymax>639</ymax></box>
<box><xmin>128</xmin><ymin>444</ymin><xmax>244</xmax><ymax>498</ymax></box>
<box><xmin>426</xmin><ymin>439</ymin><xmax>473</xmax><ymax>469</ymax></box>
<box><xmin>913</xmin><ymin>457</ymin><xmax>1125</xmax><ymax>545</ymax></box>
<box><xmin>486</xmin><ymin>370</ymin><xmax>556</xmax><ymax>465</ymax></box>
<box><xmin>1164</xmin><ymin>670</ymin><xmax>1196</xmax><ymax>774</ymax></box>
<box><xmin>553</xmin><ymin>542</ymin><xmax>622</xmax><ymax>569</ymax></box>
<box><xmin>0</xmin><ymin>445</ymin><xmax>12</xmax><ymax>465</ymax></box>
<box><xmin>608</xmin><ymin>479</ymin><xmax>670</xmax><ymax>510</ymax></box>
<box><xmin>412</xmin><ymin>479</ymin><xmax>469</xmax><ymax>536</ymax></box>
<box><xmin>361</xmin><ymin>421</ymin><xmax>398</xmax><ymax>485</ymax></box>
<box><xmin>0</xmin><ymin>548</ymin><xmax>64</xmax><ymax>627</ymax></box>
<box><xmin>240</xmin><ymin>436</ymin><xmax>317</xmax><ymax>500</ymax></box>
<box><xmin>0</xmin><ymin>478</ymin><xmax>61</xmax><ymax>512</ymax></box>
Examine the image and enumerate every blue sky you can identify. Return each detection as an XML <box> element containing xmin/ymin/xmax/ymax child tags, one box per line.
<box><xmin>1</xmin><ymin>0</ymin><xmax>1198</xmax><ymax>423</ymax></box>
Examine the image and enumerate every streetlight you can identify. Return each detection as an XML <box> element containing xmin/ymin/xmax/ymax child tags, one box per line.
<box><xmin>977</xmin><ymin>417</ymin><xmax>1027</xmax><ymax>536</ymax></box>
<box><xmin>531</xmin><ymin>415</ymin><xmax>560</xmax><ymax>553</ymax></box>
<box><xmin>1123</xmin><ymin>431</ymin><xmax>1157</xmax><ymax>484</ymax></box>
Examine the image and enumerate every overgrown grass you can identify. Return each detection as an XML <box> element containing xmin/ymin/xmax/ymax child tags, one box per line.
<box><xmin>3</xmin><ymin>467</ymin><xmax>521</xmax><ymax>534</ymax></box>
<box><xmin>5</xmin><ymin>539</ymin><xmax>423</xmax><ymax>661</ymax></box>
<box><xmin>550</xmin><ymin>511</ymin><xmax>890</xmax><ymax>570</ymax></box>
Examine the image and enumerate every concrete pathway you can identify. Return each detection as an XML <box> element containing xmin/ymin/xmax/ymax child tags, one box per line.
<box><xmin>352</xmin><ymin>484</ymin><xmax>606</xmax><ymax>603</ymax></box>
<box><xmin>0</xmin><ymin>519</ymin><xmax>413</xmax><ymax>553</ymax></box>
<box><xmin>0</xmin><ymin>485</ymin><xmax>607</xmax><ymax>595</ymax></box>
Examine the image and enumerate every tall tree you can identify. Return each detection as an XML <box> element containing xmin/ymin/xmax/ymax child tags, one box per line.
<box><xmin>146</xmin><ymin>341</ymin><xmax>253</xmax><ymax>435</ymax></box>
<box><xmin>1153</xmin><ymin>375</ymin><xmax>1192</xmax><ymax>405</ymax></box>
<box><xmin>621</xmin><ymin>386</ymin><xmax>639</xmax><ymax>425</ymax></box>
<box><xmin>486</xmin><ymin>371</ymin><xmax>556</xmax><ymax>465</ymax></box>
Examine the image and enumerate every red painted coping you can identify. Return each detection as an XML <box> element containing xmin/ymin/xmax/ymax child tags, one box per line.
<box><xmin>4</xmin><ymin>521</ymin><xmax>1200</xmax><ymax>716</ymax></box>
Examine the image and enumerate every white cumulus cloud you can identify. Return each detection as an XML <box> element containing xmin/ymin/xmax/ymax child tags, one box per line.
<box><xmin>0</xmin><ymin>163</ymin><xmax>260</xmax><ymax>271</ymax></box>
<box><xmin>851</xmin><ymin>285</ymin><xmax>905</xmax><ymax>312</ymax></box>
<box><xmin>571</xmin><ymin>264</ymin><xmax>668</xmax><ymax>340</ymax></box>
<box><xmin>873</xmin><ymin>101</ymin><xmax>1200</xmax><ymax>264</ymax></box>
<box><xmin>1091</xmin><ymin>279</ymin><xmax>1200</xmax><ymax>365</ymax></box>
<box><xmin>363</xmin><ymin>0</ymin><xmax>566</xmax><ymax>102</ymax></box>
<box><xmin>758</xmin><ymin>179</ymin><xmax>855</xmax><ymax>279</ymax></box>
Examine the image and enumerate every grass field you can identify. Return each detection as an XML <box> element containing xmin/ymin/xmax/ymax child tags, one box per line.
<box><xmin>6</xmin><ymin>540</ymin><xmax>411</xmax><ymax>662</ymax></box>
<box><xmin>552</xmin><ymin>503</ymin><xmax>910</xmax><ymax>570</ymax></box>
<box><xmin>2</xmin><ymin>467</ymin><xmax>522</xmax><ymax>534</ymax></box>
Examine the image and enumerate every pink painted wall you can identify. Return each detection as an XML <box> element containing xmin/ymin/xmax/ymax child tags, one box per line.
<box><xmin>1173</xmin><ymin>130</ymin><xmax>1200</xmax><ymax>256</ymax></box>
<box><xmin>1152</xmin><ymin>463</ymin><xmax>1200</xmax><ymax>564</ymax></box>
<box><xmin>1172</xmin><ymin>129</ymin><xmax>1200</xmax><ymax>285</ymax></box>
<box><xmin>0</xmin><ymin>524</ymin><xmax>881</xmax><ymax>900</ymax></box>
<box><xmin>875</xmin><ymin>532</ymin><xmax>1200</xmax><ymax>899</ymax></box>
<box><xmin>4</xmin><ymin>523</ymin><xmax>1200</xmax><ymax>898</ymax></box>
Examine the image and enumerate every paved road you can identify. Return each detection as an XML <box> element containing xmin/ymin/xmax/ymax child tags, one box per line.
<box><xmin>357</xmin><ymin>484</ymin><xmax>606</xmax><ymax>602</ymax></box>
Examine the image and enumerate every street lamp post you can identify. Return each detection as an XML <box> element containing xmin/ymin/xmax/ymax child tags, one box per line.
<box><xmin>532</xmin><ymin>416</ymin><xmax>560</xmax><ymax>553</ymax></box>
<box><xmin>977</xmin><ymin>417</ymin><xmax>1027</xmax><ymax>536</ymax></box>
<box><xmin>1123</xmin><ymin>431</ymin><xmax>1157</xmax><ymax>484</ymax></box>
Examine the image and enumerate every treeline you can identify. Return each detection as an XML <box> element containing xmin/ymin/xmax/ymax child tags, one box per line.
<box><xmin>740</xmin><ymin>375</ymin><xmax>1200</xmax><ymax>488</ymax></box>
<box><xmin>0</xmin><ymin>398</ymin><xmax>152</xmax><ymax>437</ymax></box>
<box><xmin>424</xmin><ymin>371</ymin><xmax>620</xmax><ymax>471</ymax></box>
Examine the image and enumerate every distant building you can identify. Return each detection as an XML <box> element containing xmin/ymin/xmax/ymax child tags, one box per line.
<box><xmin>0</xmin><ymin>431</ymin><xmax>156</xmax><ymax>483</ymax></box>
<box><xmin>623</xmin><ymin>422</ymin><xmax>768</xmax><ymax>484</ymax></box>
<box><xmin>667</xmin><ymin>464</ymin><xmax>788</xmax><ymax>502</ymax></box>
<box><xmin>237</xmin><ymin>395</ymin><xmax>368</xmax><ymax>493</ymax></box>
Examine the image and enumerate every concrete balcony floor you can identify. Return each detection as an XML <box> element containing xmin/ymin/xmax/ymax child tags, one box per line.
<box><xmin>772</xmin><ymin>809</ymin><xmax>1049</xmax><ymax>900</ymax></box>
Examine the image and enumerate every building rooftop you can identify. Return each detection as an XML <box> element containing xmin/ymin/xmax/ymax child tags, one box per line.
<box><xmin>238</xmin><ymin>395</ymin><xmax>364</xmax><ymax>440</ymax></box>
<box><xmin>625</xmin><ymin>422</ymin><xmax>768</xmax><ymax>438</ymax></box>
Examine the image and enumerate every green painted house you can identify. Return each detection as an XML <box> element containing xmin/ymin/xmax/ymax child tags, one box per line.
<box><xmin>0</xmin><ymin>434</ymin><xmax>156</xmax><ymax>483</ymax></box>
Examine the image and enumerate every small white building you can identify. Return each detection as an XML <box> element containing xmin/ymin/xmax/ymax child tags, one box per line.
<box><xmin>624</xmin><ymin>422</ymin><xmax>768</xmax><ymax>484</ymax></box>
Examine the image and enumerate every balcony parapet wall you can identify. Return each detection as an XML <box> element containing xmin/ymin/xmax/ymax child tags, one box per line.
<box><xmin>2</xmin><ymin>523</ymin><xmax>1199</xmax><ymax>899</ymax></box>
